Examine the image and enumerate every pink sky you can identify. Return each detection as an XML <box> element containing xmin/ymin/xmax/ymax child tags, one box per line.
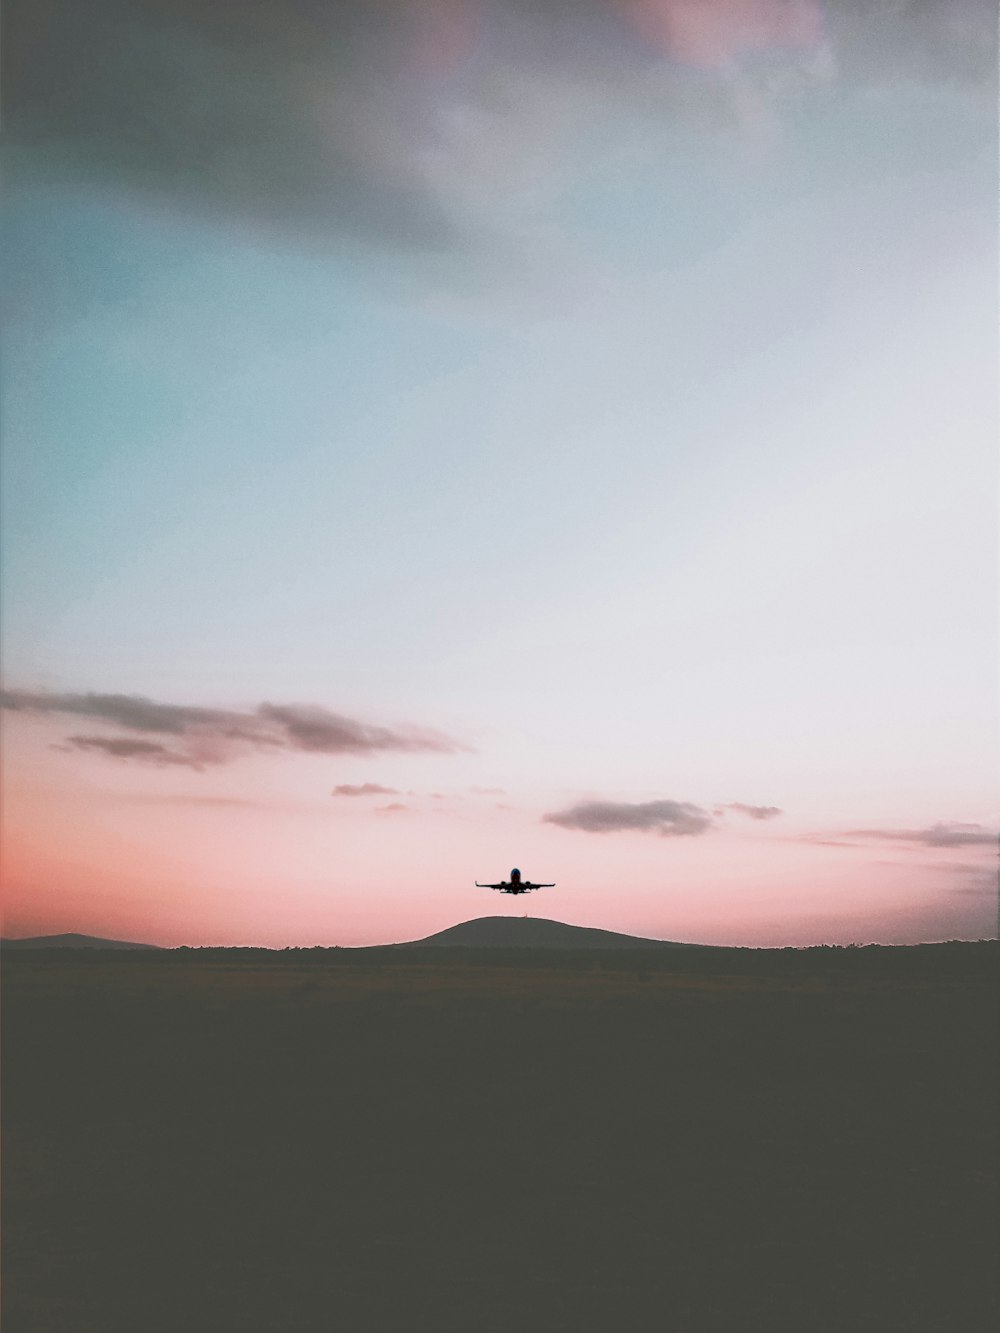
<box><xmin>3</xmin><ymin>715</ymin><xmax>995</xmax><ymax>947</ymax></box>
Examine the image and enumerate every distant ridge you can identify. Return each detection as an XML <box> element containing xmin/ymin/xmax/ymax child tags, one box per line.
<box><xmin>2</xmin><ymin>933</ymin><xmax>161</xmax><ymax>951</ymax></box>
<box><xmin>401</xmin><ymin>916</ymin><xmax>703</xmax><ymax>950</ymax></box>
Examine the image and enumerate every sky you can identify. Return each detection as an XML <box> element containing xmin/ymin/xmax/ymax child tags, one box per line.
<box><xmin>2</xmin><ymin>0</ymin><xmax>997</xmax><ymax>947</ymax></box>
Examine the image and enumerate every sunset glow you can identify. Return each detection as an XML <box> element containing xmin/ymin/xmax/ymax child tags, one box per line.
<box><xmin>3</xmin><ymin>0</ymin><xmax>996</xmax><ymax>947</ymax></box>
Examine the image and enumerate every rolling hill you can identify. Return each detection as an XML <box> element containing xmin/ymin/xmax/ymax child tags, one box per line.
<box><xmin>401</xmin><ymin>916</ymin><xmax>702</xmax><ymax>949</ymax></box>
<box><xmin>1</xmin><ymin>933</ymin><xmax>161</xmax><ymax>950</ymax></box>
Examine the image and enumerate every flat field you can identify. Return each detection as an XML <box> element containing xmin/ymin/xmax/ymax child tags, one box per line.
<box><xmin>3</xmin><ymin>944</ymin><xmax>997</xmax><ymax>1332</ymax></box>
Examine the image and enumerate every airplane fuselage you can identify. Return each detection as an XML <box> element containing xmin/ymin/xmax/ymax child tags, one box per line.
<box><xmin>475</xmin><ymin>867</ymin><xmax>554</xmax><ymax>894</ymax></box>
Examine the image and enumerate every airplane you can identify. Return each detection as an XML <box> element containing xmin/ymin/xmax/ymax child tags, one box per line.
<box><xmin>475</xmin><ymin>867</ymin><xmax>555</xmax><ymax>895</ymax></box>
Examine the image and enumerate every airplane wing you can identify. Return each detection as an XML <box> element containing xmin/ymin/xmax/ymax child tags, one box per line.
<box><xmin>526</xmin><ymin>882</ymin><xmax>555</xmax><ymax>889</ymax></box>
<box><xmin>475</xmin><ymin>882</ymin><xmax>504</xmax><ymax>889</ymax></box>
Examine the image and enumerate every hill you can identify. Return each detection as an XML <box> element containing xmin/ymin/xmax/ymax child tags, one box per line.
<box><xmin>1</xmin><ymin>933</ymin><xmax>161</xmax><ymax>950</ymax></box>
<box><xmin>401</xmin><ymin>916</ymin><xmax>701</xmax><ymax>950</ymax></box>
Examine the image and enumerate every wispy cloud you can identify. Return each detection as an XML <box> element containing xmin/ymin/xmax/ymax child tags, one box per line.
<box><xmin>377</xmin><ymin>802</ymin><xmax>411</xmax><ymax>815</ymax></box>
<box><xmin>3</xmin><ymin>688</ymin><xmax>464</xmax><ymax>769</ymax></box>
<box><xmin>332</xmin><ymin>783</ymin><xmax>401</xmax><ymax>798</ymax></box>
<box><xmin>255</xmin><ymin>702</ymin><xmax>457</xmax><ymax>755</ymax></box>
<box><xmin>544</xmin><ymin>799</ymin><xmax>713</xmax><ymax>837</ymax></box>
<box><xmin>8</xmin><ymin>689</ymin><xmax>250</xmax><ymax>736</ymax></box>
<box><xmin>544</xmin><ymin>796</ymin><xmax>787</xmax><ymax>836</ymax></box>
<box><xmin>59</xmin><ymin>735</ymin><xmax>204</xmax><ymax>769</ymax></box>
<box><xmin>841</xmin><ymin>823</ymin><xmax>998</xmax><ymax>849</ymax></box>
<box><xmin>718</xmin><ymin>802</ymin><xmax>783</xmax><ymax>821</ymax></box>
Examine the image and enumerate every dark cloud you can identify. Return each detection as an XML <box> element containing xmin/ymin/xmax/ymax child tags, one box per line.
<box><xmin>332</xmin><ymin>783</ymin><xmax>401</xmax><ymax>797</ymax></box>
<box><xmin>5</xmin><ymin>0</ymin><xmax>992</xmax><ymax>264</ymax></box>
<box><xmin>843</xmin><ymin>823</ymin><xmax>998</xmax><ymax>849</ymax></box>
<box><xmin>544</xmin><ymin>799</ymin><xmax>713</xmax><ymax>837</ymax></box>
<box><xmin>60</xmin><ymin>735</ymin><xmax>203</xmax><ymax>769</ymax></box>
<box><xmin>720</xmin><ymin>802</ymin><xmax>783</xmax><ymax>821</ymax></box>
<box><xmin>3</xmin><ymin>687</ymin><xmax>464</xmax><ymax>768</ymax></box>
<box><xmin>257</xmin><ymin>702</ymin><xmax>458</xmax><ymax>755</ymax></box>
<box><xmin>4</xmin><ymin>688</ymin><xmax>247</xmax><ymax>735</ymax></box>
<box><xmin>4</xmin><ymin>0</ymin><xmax>460</xmax><ymax>252</ymax></box>
<box><xmin>544</xmin><ymin>795</ymin><xmax>785</xmax><ymax>836</ymax></box>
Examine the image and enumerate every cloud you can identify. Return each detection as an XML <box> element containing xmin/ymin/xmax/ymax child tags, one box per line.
<box><xmin>843</xmin><ymin>823</ymin><xmax>998</xmax><ymax>849</ymax></box>
<box><xmin>256</xmin><ymin>702</ymin><xmax>457</xmax><ymax>755</ymax></box>
<box><xmin>5</xmin><ymin>0</ymin><xmax>461</xmax><ymax>253</ymax></box>
<box><xmin>544</xmin><ymin>795</ymin><xmax>784</xmax><ymax>836</ymax></box>
<box><xmin>377</xmin><ymin>802</ymin><xmax>411</xmax><ymax>814</ymax></box>
<box><xmin>6</xmin><ymin>0</ymin><xmax>989</xmax><ymax>276</ymax></box>
<box><xmin>719</xmin><ymin>802</ymin><xmax>783</xmax><ymax>821</ymax></box>
<box><xmin>544</xmin><ymin>798</ymin><xmax>713</xmax><ymax>836</ymax></box>
<box><xmin>2</xmin><ymin>687</ymin><xmax>464</xmax><ymax>768</ymax></box>
<box><xmin>616</xmin><ymin>0</ymin><xmax>826</xmax><ymax>72</ymax></box>
<box><xmin>60</xmin><ymin>735</ymin><xmax>204</xmax><ymax>769</ymax></box>
<box><xmin>332</xmin><ymin>783</ymin><xmax>401</xmax><ymax>797</ymax></box>
<box><xmin>5</xmin><ymin>688</ymin><xmax>246</xmax><ymax>736</ymax></box>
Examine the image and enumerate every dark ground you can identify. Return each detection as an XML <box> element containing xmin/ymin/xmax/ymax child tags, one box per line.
<box><xmin>3</xmin><ymin>943</ymin><xmax>998</xmax><ymax>1332</ymax></box>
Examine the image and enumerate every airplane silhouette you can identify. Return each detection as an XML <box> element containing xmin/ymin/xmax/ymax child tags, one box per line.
<box><xmin>475</xmin><ymin>867</ymin><xmax>555</xmax><ymax>895</ymax></box>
